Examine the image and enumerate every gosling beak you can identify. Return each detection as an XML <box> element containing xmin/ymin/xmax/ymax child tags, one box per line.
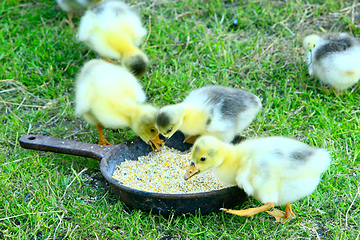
<box><xmin>183</xmin><ymin>162</ymin><xmax>200</xmax><ymax>180</ymax></box>
<box><xmin>148</xmin><ymin>135</ymin><xmax>164</xmax><ymax>151</ymax></box>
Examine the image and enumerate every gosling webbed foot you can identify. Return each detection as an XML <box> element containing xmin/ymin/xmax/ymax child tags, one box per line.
<box><xmin>221</xmin><ymin>202</ymin><xmax>275</xmax><ymax>218</ymax></box>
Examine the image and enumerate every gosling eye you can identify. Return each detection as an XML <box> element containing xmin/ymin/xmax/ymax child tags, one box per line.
<box><xmin>166</xmin><ymin>127</ymin><xmax>172</xmax><ymax>134</ymax></box>
<box><xmin>200</xmin><ymin>157</ymin><xmax>206</xmax><ymax>161</ymax></box>
<box><xmin>150</xmin><ymin>128</ymin><xmax>155</xmax><ymax>132</ymax></box>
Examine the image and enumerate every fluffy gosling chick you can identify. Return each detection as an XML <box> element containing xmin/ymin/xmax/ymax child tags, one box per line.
<box><xmin>75</xmin><ymin>59</ymin><xmax>160</xmax><ymax>150</ymax></box>
<box><xmin>184</xmin><ymin>136</ymin><xmax>331</xmax><ymax>222</ymax></box>
<box><xmin>155</xmin><ymin>86</ymin><xmax>261</xmax><ymax>144</ymax></box>
<box><xmin>77</xmin><ymin>0</ymin><xmax>149</xmax><ymax>78</ymax></box>
<box><xmin>303</xmin><ymin>33</ymin><xmax>360</xmax><ymax>92</ymax></box>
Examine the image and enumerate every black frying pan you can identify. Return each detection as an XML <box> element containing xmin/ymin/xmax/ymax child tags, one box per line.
<box><xmin>19</xmin><ymin>131</ymin><xmax>247</xmax><ymax>216</ymax></box>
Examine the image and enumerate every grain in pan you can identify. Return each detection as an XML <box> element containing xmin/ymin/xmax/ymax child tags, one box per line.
<box><xmin>112</xmin><ymin>146</ymin><xmax>230</xmax><ymax>194</ymax></box>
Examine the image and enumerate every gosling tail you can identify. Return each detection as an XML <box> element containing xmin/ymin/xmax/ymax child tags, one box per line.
<box><xmin>105</xmin><ymin>32</ymin><xmax>149</xmax><ymax>78</ymax></box>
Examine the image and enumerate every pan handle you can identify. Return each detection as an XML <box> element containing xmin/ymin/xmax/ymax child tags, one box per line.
<box><xmin>19</xmin><ymin>135</ymin><xmax>117</xmax><ymax>161</ymax></box>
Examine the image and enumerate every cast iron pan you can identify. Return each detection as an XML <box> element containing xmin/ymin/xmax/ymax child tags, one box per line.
<box><xmin>19</xmin><ymin>131</ymin><xmax>248</xmax><ymax>217</ymax></box>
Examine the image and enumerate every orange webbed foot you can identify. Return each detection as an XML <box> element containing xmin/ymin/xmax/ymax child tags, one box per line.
<box><xmin>221</xmin><ymin>202</ymin><xmax>275</xmax><ymax>218</ymax></box>
<box><xmin>266</xmin><ymin>203</ymin><xmax>295</xmax><ymax>223</ymax></box>
<box><xmin>98</xmin><ymin>139</ymin><xmax>112</xmax><ymax>145</ymax></box>
<box><xmin>96</xmin><ymin>124</ymin><xmax>112</xmax><ymax>145</ymax></box>
<box><xmin>221</xmin><ymin>208</ymin><xmax>256</xmax><ymax>218</ymax></box>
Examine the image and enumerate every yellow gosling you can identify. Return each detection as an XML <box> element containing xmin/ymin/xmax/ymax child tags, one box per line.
<box><xmin>75</xmin><ymin>59</ymin><xmax>160</xmax><ymax>149</ymax></box>
<box><xmin>303</xmin><ymin>33</ymin><xmax>360</xmax><ymax>92</ymax></box>
<box><xmin>77</xmin><ymin>0</ymin><xmax>149</xmax><ymax>78</ymax></box>
<box><xmin>156</xmin><ymin>86</ymin><xmax>261</xmax><ymax>144</ymax></box>
<box><xmin>185</xmin><ymin>136</ymin><xmax>331</xmax><ymax>223</ymax></box>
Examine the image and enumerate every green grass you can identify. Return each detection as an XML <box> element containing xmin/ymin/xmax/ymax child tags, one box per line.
<box><xmin>1</xmin><ymin>0</ymin><xmax>359</xmax><ymax>239</ymax></box>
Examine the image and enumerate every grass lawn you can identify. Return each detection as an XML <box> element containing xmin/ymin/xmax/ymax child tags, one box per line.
<box><xmin>1</xmin><ymin>0</ymin><xmax>359</xmax><ymax>239</ymax></box>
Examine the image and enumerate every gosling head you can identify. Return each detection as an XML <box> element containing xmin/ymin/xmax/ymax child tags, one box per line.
<box><xmin>303</xmin><ymin>34</ymin><xmax>321</xmax><ymax>52</ymax></box>
<box><xmin>155</xmin><ymin>105</ymin><xmax>184</xmax><ymax>140</ymax></box>
<box><xmin>132</xmin><ymin>105</ymin><xmax>160</xmax><ymax>147</ymax></box>
<box><xmin>184</xmin><ymin>136</ymin><xmax>224</xmax><ymax>180</ymax></box>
